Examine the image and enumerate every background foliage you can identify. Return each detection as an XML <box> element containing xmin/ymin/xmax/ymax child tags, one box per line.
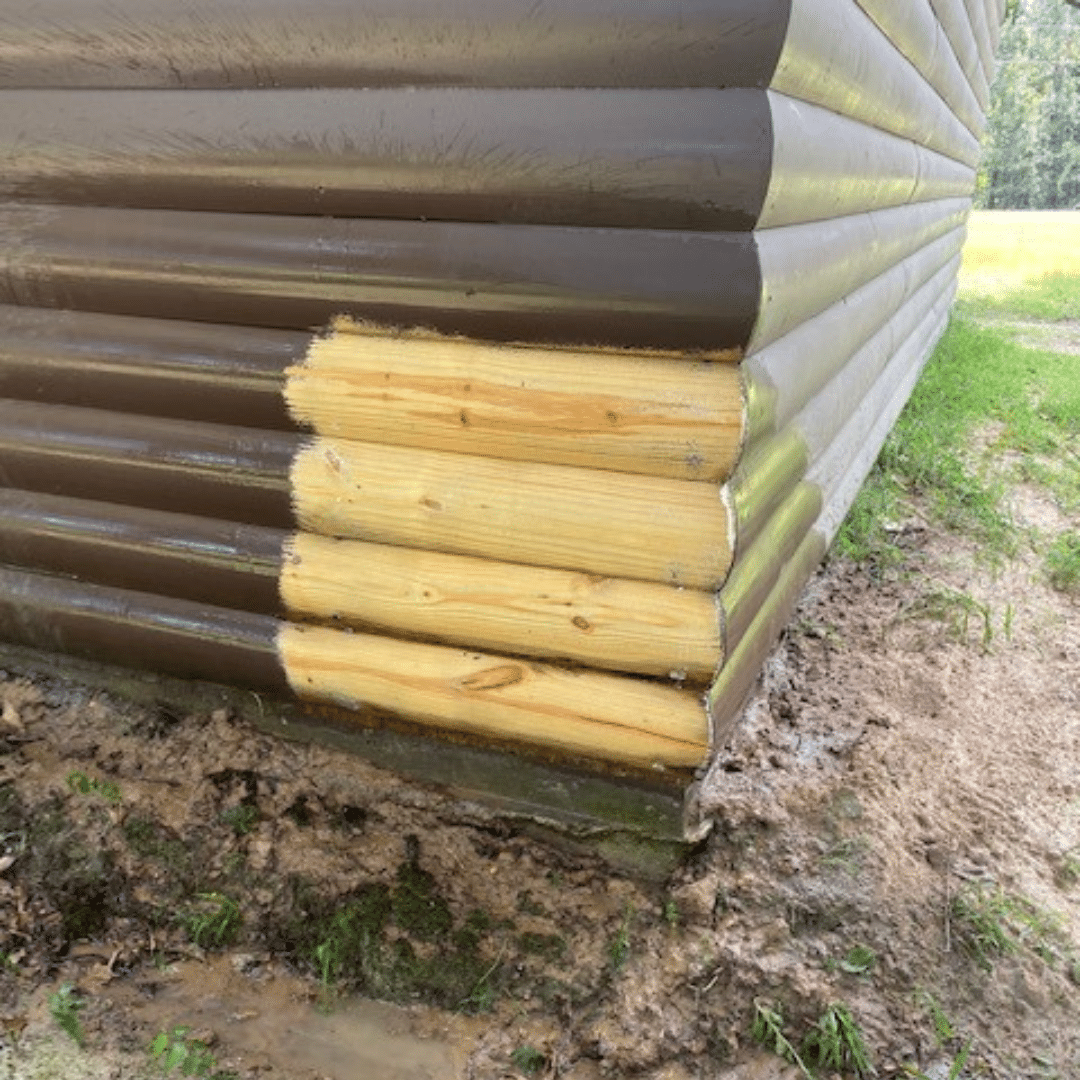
<box><xmin>979</xmin><ymin>0</ymin><xmax>1080</xmax><ymax>209</ymax></box>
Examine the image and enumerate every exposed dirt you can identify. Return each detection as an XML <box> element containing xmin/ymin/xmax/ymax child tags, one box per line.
<box><xmin>0</xmin><ymin>430</ymin><xmax>1078</xmax><ymax>1077</ymax></box>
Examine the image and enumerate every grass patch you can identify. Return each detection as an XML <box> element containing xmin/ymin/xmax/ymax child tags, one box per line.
<box><xmin>838</xmin><ymin>316</ymin><xmax>1080</xmax><ymax>566</ymax></box>
<box><xmin>273</xmin><ymin>840</ymin><xmax>512</xmax><ymax>1012</ymax></box>
<box><xmin>951</xmin><ymin>883</ymin><xmax>1073</xmax><ymax>972</ymax></box>
<box><xmin>958</xmin><ymin>270</ymin><xmax>1080</xmax><ymax>322</ymax></box>
<box><xmin>1045</xmin><ymin>532</ymin><xmax>1080</xmax><ymax>595</ymax></box>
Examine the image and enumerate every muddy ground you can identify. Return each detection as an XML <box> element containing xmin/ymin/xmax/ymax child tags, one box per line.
<box><xmin>1</xmin><ymin>361</ymin><xmax>1078</xmax><ymax>1080</ymax></box>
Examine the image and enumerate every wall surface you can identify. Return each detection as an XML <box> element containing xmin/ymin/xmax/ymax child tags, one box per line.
<box><xmin>0</xmin><ymin>0</ymin><xmax>1003</xmax><ymax>833</ymax></box>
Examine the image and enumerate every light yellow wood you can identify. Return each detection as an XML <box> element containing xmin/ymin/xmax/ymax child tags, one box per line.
<box><xmin>278</xmin><ymin>622</ymin><xmax>710</xmax><ymax>771</ymax></box>
<box><xmin>285</xmin><ymin>321</ymin><xmax>743</xmax><ymax>482</ymax></box>
<box><xmin>290</xmin><ymin>437</ymin><xmax>734</xmax><ymax>588</ymax></box>
<box><xmin>280</xmin><ymin>532</ymin><xmax>722</xmax><ymax>682</ymax></box>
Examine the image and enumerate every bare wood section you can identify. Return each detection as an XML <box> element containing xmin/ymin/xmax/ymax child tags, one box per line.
<box><xmin>720</xmin><ymin>483</ymin><xmax>822</xmax><ymax>653</ymax></box>
<box><xmin>278</xmin><ymin>623</ymin><xmax>709</xmax><ymax>773</ymax></box>
<box><xmin>775</xmin><ymin>0</ymin><xmax>982</xmax><ymax>167</ymax></box>
<box><xmin>281</xmin><ymin>533</ymin><xmax>721</xmax><ymax>682</ymax></box>
<box><xmin>290</xmin><ymin>438</ymin><xmax>733</xmax><ymax>588</ymax></box>
<box><xmin>286</xmin><ymin>321</ymin><xmax>743</xmax><ymax>483</ymax></box>
<box><xmin>708</xmin><ymin>529</ymin><xmax>826</xmax><ymax>748</ymax></box>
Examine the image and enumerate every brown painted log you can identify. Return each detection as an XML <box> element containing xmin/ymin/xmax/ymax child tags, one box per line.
<box><xmin>0</xmin><ymin>305</ymin><xmax>300</xmax><ymax>428</ymax></box>
<box><xmin>0</xmin><ymin>89</ymin><xmax>772</xmax><ymax>232</ymax></box>
<box><xmin>0</xmin><ymin>203</ymin><xmax>760</xmax><ymax>350</ymax></box>
<box><xmin>0</xmin><ymin>566</ymin><xmax>288</xmax><ymax>693</ymax></box>
<box><xmin>0</xmin><ymin>489</ymin><xmax>284</xmax><ymax>615</ymax></box>
<box><xmin>0</xmin><ymin>0</ymin><xmax>791</xmax><ymax>90</ymax></box>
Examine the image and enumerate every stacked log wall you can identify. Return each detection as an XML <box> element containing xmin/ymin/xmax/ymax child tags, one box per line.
<box><xmin>0</xmin><ymin>0</ymin><xmax>1003</xmax><ymax>818</ymax></box>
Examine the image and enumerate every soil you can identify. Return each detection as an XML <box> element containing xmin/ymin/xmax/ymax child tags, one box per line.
<box><xmin>0</xmin><ymin>341</ymin><xmax>1078</xmax><ymax>1080</ymax></box>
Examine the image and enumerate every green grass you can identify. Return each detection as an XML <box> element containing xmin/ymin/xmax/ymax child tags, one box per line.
<box><xmin>182</xmin><ymin>892</ymin><xmax>242</xmax><ymax>949</ymax></box>
<box><xmin>951</xmin><ymin>883</ymin><xmax>1074</xmax><ymax>973</ymax></box>
<box><xmin>958</xmin><ymin>270</ymin><xmax>1080</xmax><ymax>322</ymax></box>
<box><xmin>1045</xmin><ymin>532</ymin><xmax>1080</xmax><ymax>594</ymax></box>
<box><xmin>837</xmin><ymin>314</ymin><xmax>1080</xmax><ymax>567</ymax></box>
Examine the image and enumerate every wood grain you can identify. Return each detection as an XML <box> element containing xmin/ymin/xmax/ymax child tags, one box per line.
<box><xmin>290</xmin><ymin>437</ymin><xmax>734</xmax><ymax>588</ymax></box>
<box><xmin>281</xmin><ymin>532</ymin><xmax>721</xmax><ymax>681</ymax></box>
<box><xmin>286</xmin><ymin>322</ymin><xmax>743</xmax><ymax>481</ymax></box>
<box><xmin>278</xmin><ymin>622</ymin><xmax>710</xmax><ymax>771</ymax></box>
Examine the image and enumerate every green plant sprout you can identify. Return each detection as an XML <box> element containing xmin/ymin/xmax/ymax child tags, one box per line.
<box><xmin>48</xmin><ymin>983</ymin><xmax>86</xmax><ymax>1047</ymax></box>
<box><xmin>182</xmin><ymin>892</ymin><xmax>242</xmax><ymax>949</ymax></box>
<box><xmin>66</xmin><ymin>771</ymin><xmax>121</xmax><ymax>804</ymax></box>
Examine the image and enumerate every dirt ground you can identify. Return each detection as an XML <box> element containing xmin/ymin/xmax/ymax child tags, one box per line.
<box><xmin>1</xmin><ymin>347</ymin><xmax>1078</xmax><ymax>1079</ymax></box>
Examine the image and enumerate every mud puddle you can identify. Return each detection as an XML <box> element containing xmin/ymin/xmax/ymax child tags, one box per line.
<box><xmin>108</xmin><ymin>955</ymin><xmax>478</xmax><ymax>1079</ymax></box>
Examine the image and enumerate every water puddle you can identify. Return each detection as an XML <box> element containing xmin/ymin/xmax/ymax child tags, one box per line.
<box><xmin>106</xmin><ymin>955</ymin><xmax>478</xmax><ymax>1079</ymax></box>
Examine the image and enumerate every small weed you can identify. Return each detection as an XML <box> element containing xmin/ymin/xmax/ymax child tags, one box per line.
<box><xmin>510</xmin><ymin>1045</ymin><xmax>547</xmax><ymax>1075</ymax></box>
<box><xmin>219</xmin><ymin>804</ymin><xmax>259</xmax><ymax>837</ymax></box>
<box><xmin>1056</xmin><ymin>850</ymin><xmax>1080</xmax><ymax>889</ymax></box>
<box><xmin>1045</xmin><ymin>532</ymin><xmax>1080</xmax><ymax>595</ymax></box>
<box><xmin>517</xmin><ymin>933</ymin><xmax>565</xmax><ymax>962</ymax></box>
<box><xmin>950</xmin><ymin>885</ymin><xmax>1017</xmax><ymax>969</ymax></box>
<box><xmin>950</xmin><ymin>884</ymin><xmax>1071</xmax><ymax>971</ymax></box>
<box><xmin>663</xmin><ymin>898</ymin><xmax>680</xmax><ymax>929</ymax></box>
<box><xmin>750</xmin><ymin>1000</ymin><xmax>812</xmax><ymax>1078</ymax></box>
<box><xmin>48</xmin><ymin>983</ymin><xmax>86</xmax><ymax>1047</ymax></box>
<box><xmin>838</xmin><ymin>944</ymin><xmax>877</xmax><ymax>976</ymax></box>
<box><xmin>901</xmin><ymin>587</ymin><xmax>996</xmax><ymax>652</ymax></box>
<box><xmin>801</xmin><ymin>1002</ymin><xmax>874</xmax><ymax>1078</ymax></box>
<box><xmin>66</xmin><ymin>771</ymin><xmax>121</xmax><ymax>805</ymax></box>
<box><xmin>149</xmin><ymin>1027</ymin><xmax>231</xmax><ymax>1078</ymax></box>
<box><xmin>819</xmin><ymin>837</ymin><xmax>867</xmax><ymax>875</ymax></box>
<box><xmin>915</xmin><ymin>990</ymin><xmax>955</xmax><ymax>1046</ymax></box>
<box><xmin>609</xmin><ymin>906</ymin><xmax>633</xmax><ymax>971</ymax></box>
<box><xmin>183</xmin><ymin>893</ymin><xmax>242</xmax><ymax>949</ymax></box>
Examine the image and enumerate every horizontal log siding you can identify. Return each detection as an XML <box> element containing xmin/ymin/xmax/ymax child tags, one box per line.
<box><xmin>749</xmin><ymin>198</ymin><xmax>969</xmax><ymax>353</ymax></box>
<box><xmin>0</xmin><ymin>89</ymin><xmax>774</xmax><ymax>232</ymax></box>
<box><xmin>0</xmin><ymin>203</ymin><xmax>760</xmax><ymax>351</ymax></box>
<box><xmin>0</xmin><ymin>305</ymin><xmax>301</xmax><ymax>427</ymax></box>
<box><xmin>745</xmin><ymin>227</ymin><xmax>966</xmax><ymax>434</ymax></box>
<box><xmin>0</xmin><ymin>0</ymin><xmax>1004</xmax><ymax>800</ymax></box>
<box><xmin>852</xmin><ymin>0</ymin><xmax>985</xmax><ymax>136</ymax></box>
<box><xmin>286</xmin><ymin>323</ymin><xmax>744</xmax><ymax>482</ymax></box>
<box><xmin>760</xmin><ymin>95</ymin><xmax>974</xmax><ymax>228</ymax></box>
<box><xmin>0</xmin><ymin>0</ymin><xmax>792</xmax><ymax>90</ymax></box>
<box><xmin>775</xmin><ymin>0</ymin><xmax>981</xmax><ymax>167</ymax></box>
<box><xmin>928</xmin><ymin>0</ymin><xmax>992</xmax><ymax>107</ymax></box>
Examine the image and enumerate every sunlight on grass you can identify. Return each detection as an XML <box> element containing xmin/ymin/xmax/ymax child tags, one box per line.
<box><xmin>960</xmin><ymin>211</ymin><xmax>1080</xmax><ymax>306</ymax></box>
<box><xmin>836</xmin><ymin>318</ymin><xmax>1080</xmax><ymax>567</ymax></box>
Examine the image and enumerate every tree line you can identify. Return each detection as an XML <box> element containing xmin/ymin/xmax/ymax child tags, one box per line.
<box><xmin>978</xmin><ymin>0</ymin><xmax>1080</xmax><ymax>208</ymax></box>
